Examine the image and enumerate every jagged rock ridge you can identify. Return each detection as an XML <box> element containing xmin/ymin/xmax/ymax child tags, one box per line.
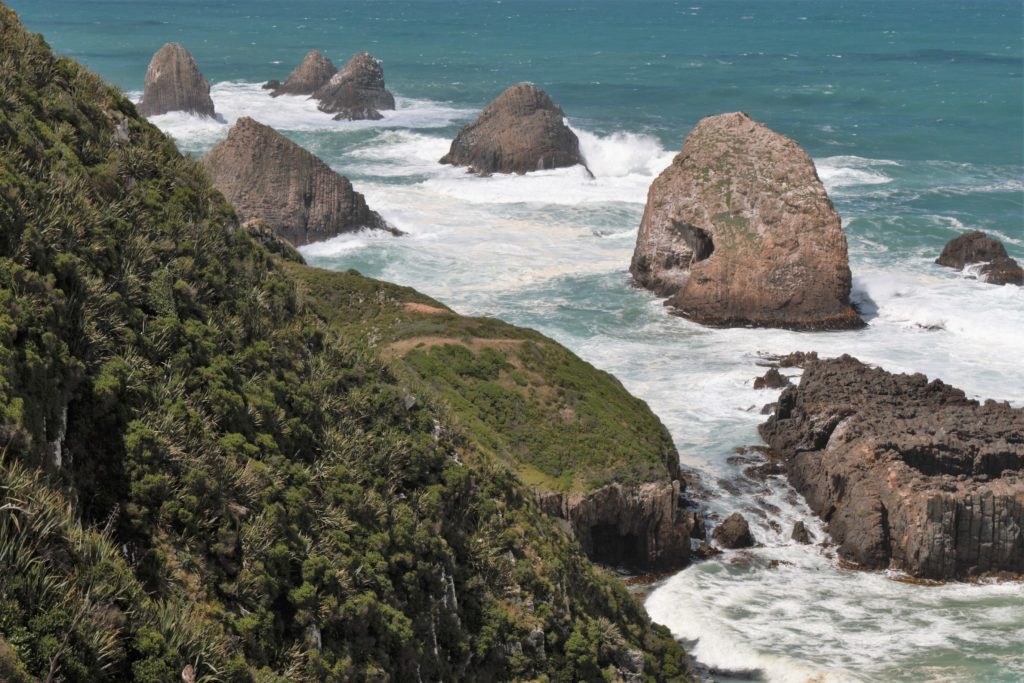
<box><xmin>440</xmin><ymin>83</ymin><xmax>586</xmax><ymax>175</ymax></box>
<box><xmin>137</xmin><ymin>43</ymin><xmax>216</xmax><ymax>117</ymax></box>
<box><xmin>201</xmin><ymin>116</ymin><xmax>395</xmax><ymax>246</ymax></box>
<box><xmin>760</xmin><ymin>354</ymin><xmax>1023</xmax><ymax>580</ymax></box>
<box><xmin>630</xmin><ymin>112</ymin><xmax>863</xmax><ymax>330</ymax></box>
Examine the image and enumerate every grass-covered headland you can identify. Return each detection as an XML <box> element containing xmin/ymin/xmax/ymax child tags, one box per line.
<box><xmin>0</xmin><ymin>5</ymin><xmax>689</xmax><ymax>682</ymax></box>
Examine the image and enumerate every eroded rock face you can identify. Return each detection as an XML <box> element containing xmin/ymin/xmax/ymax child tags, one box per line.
<box><xmin>137</xmin><ymin>43</ymin><xmax>215</xmax><ymax>118</ymax></box>
<box><xmin>269</xmin><ymin>50</ymin><xmax>337</xmax><ymax>97</ymax></box>
<box><xmin>760</xmin><ymin>355</ymin><xmax>1024</xmax><ymax>580</ymax></box>
<box><xmin>712</xmin><ymin>512</ymin><xmax>755</xmax><ymax>549</ymax></box>
<box><xmin>936</xmin><ymin>231</ymin><xmax>1022</xmax><ymax>286</ymax></box>
<box><xmin>754</xmin><ymin>368</ymin><xmax>791</xmax><ymax>390</ymax></box>
<box><xmin>536</xmin><ymin>480</ymin><xmax>694</xmax><ymax>572</ymax></box>
<box><xmin>440</xmin><ymin>83</ymin><xmax>586</xmax><ymax>175</ymax></box>
<box><xmin>202</xmin><ymin>117</ymin><xmax>395</xmax><ymax>246</ymax></box>
<box><xmin>313</xmin><ymin>52</ymin><xmax>395</xmax><ymax>120</ymax></box>
<box><xmin>630</xmin><ymin>112</ymin><xmax>863</xmax><ymax>330</ymax></box>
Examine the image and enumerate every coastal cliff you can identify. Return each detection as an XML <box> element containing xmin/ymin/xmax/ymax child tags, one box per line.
<box><xmin>0</xmin><ymin>7</ymin><xmax>691</xmax><ymax>680</ymax></box>
<box><xmin>760</xmin><ymin>355</ymin><xmax>1023</xmax><ymax>580</ymax></box>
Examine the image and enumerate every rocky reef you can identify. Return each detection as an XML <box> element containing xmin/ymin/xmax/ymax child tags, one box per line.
<box><xmin>201</xmin><ymin>117</ymin><xmax>395</xmax><ymax>246</ymax></box>
<box><xmin>313</xmin><ymin>51</ymin><xmax>395</xmax><ymax>120</ymax></box>
<box><xmin>268</xmin><ymin>49</ymin><xmax>337</xmax><ymax>97</ymax></box>
<box><xmin>137</xmin><ymin>43</ymin><xmax>215</xmax><ymax>117</ymax></box>
<box><xmin>760</xmin><ymin>354</ymin><xmax>1023</xmax><ymax>580</ymax></box>
<box><xmin>630</xmin><ymin>112</ymin><xmax>863</xmax><ymax>330</ymax></box>
<box><xmin>936</xmin><ymin>230</ymin><xmax>1022</xmax><ymax>286</ymax></box>
<box><xmin>440</xmin><ymin>83</ymin><xmax>587</xmax><ymax>175</ymax></box>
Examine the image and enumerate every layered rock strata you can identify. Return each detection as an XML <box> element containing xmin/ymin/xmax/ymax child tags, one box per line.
<box><xmin>440</xmin><ymin>83</ymin><xmax>586</xmax><ymax>175</ymax></box>
<box><xmin>202</xmin><ymin>117</ymin><xmax>395</xmax><ymax>246</ymax></box>
<box><xmin>760</xmin><ymin>354</ymin><xmax>1024</xmax><ymax>579</ymax></box>
<box><xmin>313</xmin><ymin>52</ymin><xmax>395</xmax><ymax>120</ymax></box>
<box><xmin>936</xmin><ymin>230</ymin><xmax>1023</xmax><ymax>286</ymax></box>
<box><xmin>137</xmin><ymin>43</ymin><xmax>216</xmax><ymax>117</ymax></box>
<box><xmin>630</xmin><ymin>112</ymin><xmax>863</xmax><ymax>330</ymax></box>
<box><xmin>269</xmin><ymin>50</ymin><xmax>336</xmax><ymax>97</ymax></box>
<box><xmin>536</xmin><ymin>479</ymin><xmax>695</xmax><ymax>571</ymax></box>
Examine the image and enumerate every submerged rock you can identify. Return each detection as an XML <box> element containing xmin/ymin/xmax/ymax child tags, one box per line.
<box><xmin>202</xmin><ymin>117</ymin><xmax>395</xmax><ymax>246</ymax></box>
<box><xmin>313</xmin><ymin>51</ymin><xmax>394</xmax><ymax>120</ymax></box>
<box><xmin>137</xmin><ymin>43</ymin><xmax>216</xmax><ymax>118</ymax></box>
<box><xmin>630</xmin><ymin>112</ymin><xmax>863</xmax><ymax>330</ymax></box>
<box><xmin>440</xmin><ymin>83</ymin><xmax>586</xmax><ymax>175</ymax></box>
<box><xmin>712</xmin><ymin>512</ymin><xmax>755</xmax><ymax>549</ymax></box>
<box><xmin>936</xmin><ymin>231</ymin><xmax>1022</xmax><ymax>285</ymax></box>
<box><xmin>760</xmin><ymin>354</ymin><xmax>1024</xmax><ymax>579</ymax></box>
<box><xmin>269</xmin><ymin>50</ymin><xmax>336</xmax><ymax>97</ymax></box>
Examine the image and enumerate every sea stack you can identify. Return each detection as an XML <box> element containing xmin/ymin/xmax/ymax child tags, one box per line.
<box><xmin>201</xmin><ymin>117</ymin><xmax>395</xmax><ymax>246</ymax></box>
<box><xmin>630</xmin><ymin>112</ymin><xmax>863</xmax><ymax>330</ymax></box>
<box><xmin>760</xmin><ymin>354</ymin><xmax>1024</xmax><ymax>580</ymax></box>
<box><xmin>313</xmin><ymin>52</ymin><xmax>395</xmax><ymax>120</ymax></box>
<box><xmin>936</xmin><ymin>230</ymin><xmax>1023</xmax><ymax>286</ymax></box>
<box><xmin>440</xmin><ymin>83</ymin><xmax>586</xmax><ymax>175</ymax></box>
<box><xmin>137</xmin><ymin>43</ymin><xmax>216</xmax><ymax>118</ymax></box>
<box><xmin>268</xmin><ymin>50</ymin><xmax>337</xmax><ymax>97</ymax></box>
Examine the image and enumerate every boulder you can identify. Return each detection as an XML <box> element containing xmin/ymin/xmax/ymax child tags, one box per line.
<box><xmin>262</xmin><ymin>79</ymin><xmax>280</xmax><ymax>91</ymax></box>
<box><xmin>313</xmin><ymin>52</ymin><xmax>394</xmax><ymax>120</ymax></box>
<box><xmin>936</xmin><ymin>231</ymin><xmax>1022</xmax><ymax>286</ymax></box>
<box><xmin>536</xmin><ymin>479</ymin><xmax>694</xmax><ymax>572</ymax></box>
<box><xmin>754</xmin><ymin>368</ymin><xmax>791</xmax><ymax>390</ymax></box>
<box><xmin>760</xmin><ymin>354</ymin><xmax>1024</xmax><ymax>580</ymax></box>
<box><xmin>201</xmin><ymin>117</ymin><xmax>396</xmax><ymax>246</ymax></box>
<box><xmin>712</xmin><ymin>512</ymin><xmax>755</xmax><ymax>549</ymax></box>
<box><xmin>440</xmin><ymin>83</ymin><xmax>586</xmax><ymax>175</ymax></box>
<box><xmin>137</xmin><ymin>43</ymin><xmax>215</xmax><ymax>118</ymax></box>
<box><xmin>630</xmin><ymin>112</ymin><xmax>863</xmax><ymax>330</ymax></box>
<box><xmin>790</xmin><ymin>521</ymin><xmax>813</xmax><ymax>544</ymax></box>
<box><xmin>269</xmin><ymin>50</ymin><xmax>336</xmax><ymax>97</ymax></box>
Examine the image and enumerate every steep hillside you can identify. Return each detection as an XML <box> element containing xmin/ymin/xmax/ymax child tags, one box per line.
<box><xmin>0</xmin><ymin>6</ymin><xmax>689</xmax><ymax>682</ymax></box>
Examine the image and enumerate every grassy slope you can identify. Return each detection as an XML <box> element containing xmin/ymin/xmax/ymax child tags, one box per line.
<box><xmin>290</xmin><ymin>265</ymin><xmax>679</xmax><ymax>494</ymax></box>
<box><xmin>0</xmin><ymin>5</ymin><xmax>688</xmax><ymax>682</ymax></box>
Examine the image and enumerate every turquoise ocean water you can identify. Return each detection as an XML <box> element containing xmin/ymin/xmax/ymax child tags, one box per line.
<box><xmin>11</xmin><ymin>1</ymin><xmax>1023</xmax><ymax>680</ymax></box>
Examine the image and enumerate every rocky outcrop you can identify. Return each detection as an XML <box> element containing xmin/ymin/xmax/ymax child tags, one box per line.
<box><xmin>137</xmin><ymin>43</ymin><xmax>215</xmax><ymax>118</ymax></box>
<box><xmin>790</xmin><ymin>521</ymin><xmax>813</xmax><ymax>544</ymax></box>
<box><xmin>269</xmin><ymin>50</ymin><xmax>336</xmax><ymax>97</ymax></box>
<box><xmin>760</xmin><ymin>355</ymin><xmax>1024</xmax><ymax>580</ymax></box>
<box><xmin>712</xmin><ymin>512</ymin><xmax>755</xmax><ymax>549</ymax></box>
<box><xmin>536</xmin><ymin>479</ymin><xmax>694</xmax><ymax>572</ymax></box>
<box><xmin>313</xmin><ymin>52</ymin><xmax>394</xmax><ymax>120</ymax></box>
<box><xmin>936</xmin><ymin>231</ymin><xmax>1022</xmax><ymax>285</ymax></box>
<box><xmin>754</xmin><ymin>368</ymin><xmax>791</xmax><ymax>390</ymax></box>
<box><xmin>201</xmin><ymin>117</ymin><xmax>396</xmax><ymax>246</ymax></box>
<box><xmin>630</xmin><ymin>112</ymin><xmax>863</xmax><ymax>330</ymax></box>
<box><xmin>440</xmin><ymin>83</ymin><xmax>586</xmax><ymax>175</ymax></box>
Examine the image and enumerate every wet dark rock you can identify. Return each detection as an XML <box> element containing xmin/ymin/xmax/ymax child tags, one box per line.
<box><xmin>791</xmin><ymin>521</ymin><xmax>813</xmax><ymax>544</ymax></box>
<box><xmin>936</xmin><ymin>230</ymin><xmax>1022</xmax><ymax>286</ymax></box>
<box><xmin>753</xmin><ymin>367</ymin><xmax>791</xmax><ymax>390</ymax></box>
<box><xmin>262</xmin><ymin>79</ymin><xmax>280</xmax><ymax>91</ymax></box>
<box><xmin>760</xmin><ymin>354</ymin><xmax>1024</xmax><ymax>579</ymax></box>
<box><xmin>712</xmin><ymin>512</ymin><xmax>755</xmax><ymax>549</ymax></box>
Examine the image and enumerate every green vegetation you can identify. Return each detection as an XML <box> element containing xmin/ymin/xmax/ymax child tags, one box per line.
<box><xmin>0</xmin><ymin>5</ymin><xmax>688</xmax><ymax>682</ymax></box>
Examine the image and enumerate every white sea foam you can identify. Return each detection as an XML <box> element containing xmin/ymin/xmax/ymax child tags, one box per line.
<box><xmin>142</xmin><ymin>81</ymin><xmax>474</xmax><ymax>153</ymax></box>
<box><xmin>815</xmin><ymin>155</ymin><xmax>899</xmax><ymax>191</ymax></box>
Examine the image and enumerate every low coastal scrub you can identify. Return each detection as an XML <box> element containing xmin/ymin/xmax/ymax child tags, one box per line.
<box><xmin>0</xmin><ymin>5</ymin><xmax>688</xmax><ymax>681</ymax></box>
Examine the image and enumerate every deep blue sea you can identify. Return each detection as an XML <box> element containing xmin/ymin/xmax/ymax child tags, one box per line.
<box><xmin>11</xmin><ymin>1</ymin><xmax>1023</xmax><ymax>680</ymax></box>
